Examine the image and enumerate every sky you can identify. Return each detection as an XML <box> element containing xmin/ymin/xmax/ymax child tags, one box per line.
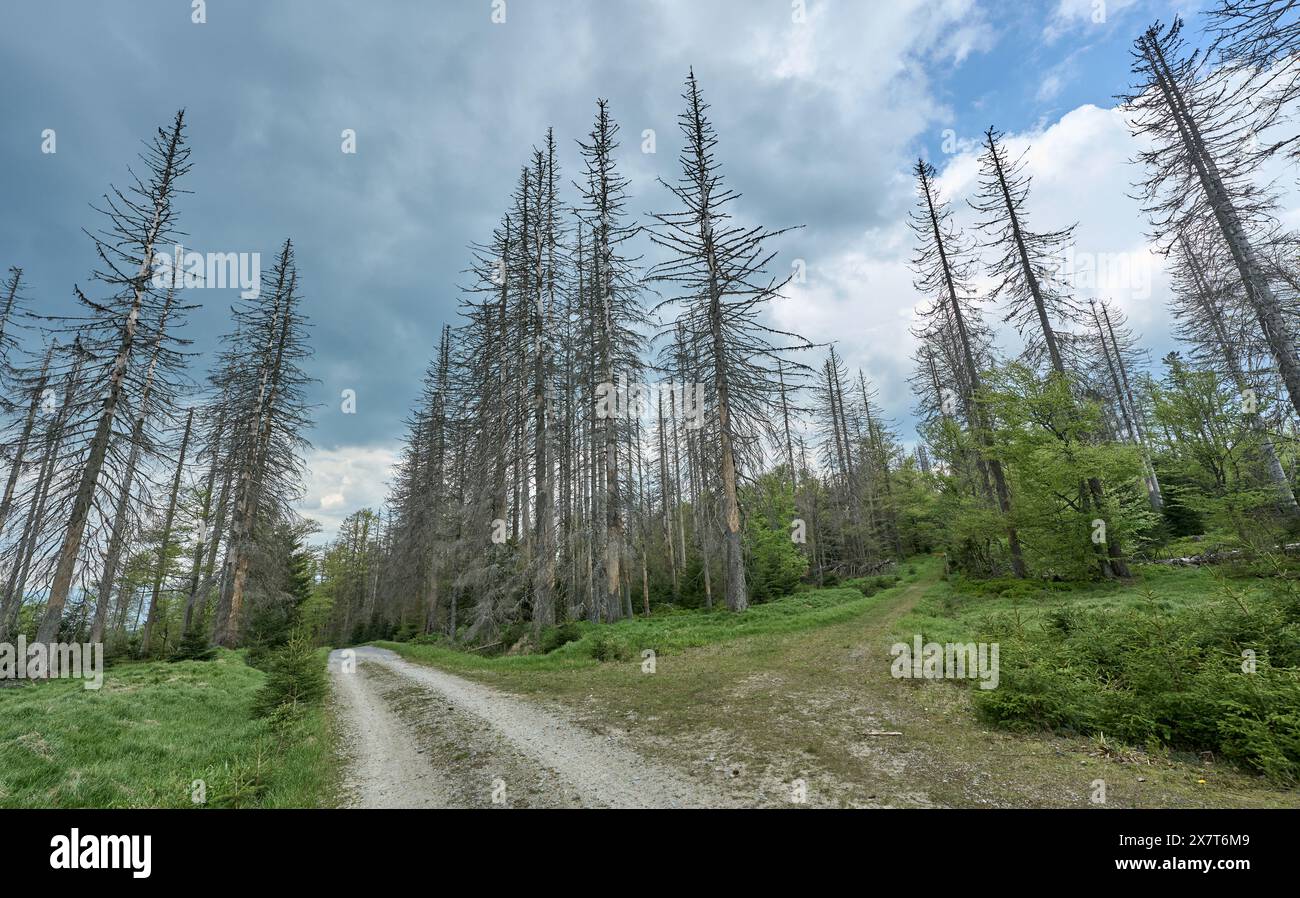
<box><xmin>0</xmin><ymin>0</ymin><xmax>1261</xmax><ymax>539</ymax></box>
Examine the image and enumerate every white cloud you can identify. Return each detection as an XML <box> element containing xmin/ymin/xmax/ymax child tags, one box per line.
<box><xmin>771</xmin><ymin>102</ymin><xmax>1178</xmax><ymax>446</ymax></box>
<box><xmin>1044</xmin><ymin>0</ymin><xmax>1141</xmax><ymax>42</ymax></box>
<box><xmin>297</xmin><ymin>444</ymin><xmax>400</xmax><ymax>540</ymax></box>
<box><xmin>1037</xmin><ymin>73</ymin><xmax>1064</xmax><ymax>103</ymax></box>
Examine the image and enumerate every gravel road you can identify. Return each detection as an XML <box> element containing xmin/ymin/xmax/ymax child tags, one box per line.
<box><xmin>329</xmin><ymin>646</ymin><xmax>730</xmax><ymax>808</ymax></box>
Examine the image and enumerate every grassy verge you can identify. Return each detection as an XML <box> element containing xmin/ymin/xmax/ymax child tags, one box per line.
<box><xmin>375</xmin><ymin>563</ymin><xmax>922</xmax><ymax>673</ymax></box>
<box><xmin>0</xmin><ymin>648</ymin><xmax>338</xmax><ymax>808</ymax></box>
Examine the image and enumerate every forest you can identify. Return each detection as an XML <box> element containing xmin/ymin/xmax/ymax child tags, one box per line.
<box><xmin>311</xmin><ymin>15</ymin><xmax>1300</xmax><ymax>653</ymax></box>
<box><xmin>1</xmin><ymin>1</ymin><xmax>1299</xmax><ymax>804</ymax></box>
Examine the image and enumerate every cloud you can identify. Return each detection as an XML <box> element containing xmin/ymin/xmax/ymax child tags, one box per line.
<box><xmin>1044</xmin><ymin>0</ymin><xmax>1141</xmax><ymax>43</ymax></box>
<box><xmin>298</xmin><ymin>444</ymin><xmax>400</xmax><ymax>541</ymax></box>
<box><xmin>1037</xmin><ymin>73</ymin><xmax>1065</xmax><ymax>103</ymax></box>
<box><xmin>772</xmin><ymin>101</ymin><xmax>1178</xmax><ymax>445</ymax></box>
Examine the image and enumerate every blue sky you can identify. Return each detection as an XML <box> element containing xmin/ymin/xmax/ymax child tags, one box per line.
<box><xmin>0</xmin><ymin>0</ymin><xmax>1228</xmax><ymax>536</ymax></box>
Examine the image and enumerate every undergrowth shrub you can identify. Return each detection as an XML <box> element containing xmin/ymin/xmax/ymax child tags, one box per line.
<box><xmin>171</xmin><ymin>626</ymin><xmax>217</xmax><ymax>662</ymax></box>
<box><xmin>408</xmin><ymin>632</ymin><xmax>446</xmax><ymax>646</ymax></box>
<box><xmin>590</xmin><ymin>630</ymin><xmax>631</xmax><ymax>662</ymax></box>
<box><xmin>842</xmin><ymin>574</ymin><xmax>901</xmax><ymax>597</ymax></box>
<box><xmin>541</xmin><ymin>622</ymin><xmax>582</xmax><ymax>654</ymax></box>
<box><xmin>974</xmin><ymin>576</ymin><xmax>1300</xmax><ymax>782</ymax></box>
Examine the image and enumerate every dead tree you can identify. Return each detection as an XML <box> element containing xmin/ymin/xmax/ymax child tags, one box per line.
<box><xmin>911</xmin><ymin>158</ymin><xmax>1027</xmax><ymax>576</ymax></box>
<box><xmin>140</xmin><ymin>407</ymin><xmax>194</xmax><ymax>654</ymax></box>
<box><xmin>577</xmin><ymin>99</ymin><xmax>647</xmax><ymax>620</ymax></box>
<box><xmin>974</xmin><ymin>128</ymin><xmax>1132</xmax><ymax>578</ymax></box>
<box><xmin>36</xmin><ymin>110</ymin><xmax>192</xmax><ymax>644</ymax></box>
<box><xmin>1127</xmin><ymin>20</ymin><xmax>1300</xmax><ymax>422</ymax></box>
<box><xmin>648</xmin><ymin>70</ymin><xmax>812</xmax><ymax>611</ymax></box>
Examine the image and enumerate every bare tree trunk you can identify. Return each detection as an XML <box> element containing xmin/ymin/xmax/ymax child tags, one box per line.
<box><xmin>658</xmin><ymin>390</ymin><xmax>679</xmax><ymax>600</ymax></box>
<box><xmin>0</xmin><ymin>345</ymin><xmax>52</xmax><ymax>538</ymax></box>
<box><xmin>710</xmin><ymin>307</ymin><xmax>748</xmax><ymax>612</ymax></box>
<box><xmin>2</xmin><ymin>345</ymin><xmax>86</xmax><ymax>641</ymax></box>
<box><xmin>1143</xmin><ymin>31</ymin><xmax>1300</xmax><ymax>421</ymax></box>
<box><xmin>90</xmin><ymin>419</ymin><xmax>145</xmax><ymax>645</ymax></box>
<box><xmin>213</xmin><ymin>253</ymin><xmax>294</xmax><ymax>646</ymax></box>
<box><xmin>986</xmin><ymin>140</ymin><xmax>1130</xmax><ymax>576</ymax></box>
<box><xmin>36</xmin><ymin>114</ymin><xmax>186</xmax><ymax>644</ymax></box>
<box><xmin>1182</xmin><ymin>235</ymin><xmax>1300</xmax><ymax>517</ymax></box>
<box><xmin>1103</xmin><ymin>303</ymin><xmax>1164</xmax><ymax>512</ymax></box>
<box><xmin>90</xmin><ymin>287</ymin><xmax>179</xmax><ymax>644</ymax></box>
<box><xmin>182</xmin><ymin>416</ymin><xmax>224</xmax><ymax>634</ymax></box>
<box><xmin>917</xmin><ymin>162</ymin><xmax>1026</xmax><ymax>577</ymax></box>
<box><xmin>1091</xmin><ymin>301</ymin><xmax>1164</xmax><ymax>512</ymax></box>
<box><xmin>38</xmin><ymin>303</ymin><xmax>148</xmax><ymax>642</ymax></box>
<box><xmin>141</xmin><ymin>409</ymin><xmax>194</xmax><ymax>654</ymax></box>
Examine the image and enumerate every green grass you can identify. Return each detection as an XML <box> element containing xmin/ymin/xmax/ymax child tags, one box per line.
<box><xmin>0</xmin><ymin>648</ymin><xmax>338</xmax><ymax>808</ymax></box>
<box><xmin>893</xmin><ymin>562</ymin><xmax>1276</xmax><ymax>645</ymax></box>
<box><xmin>376</xmin><ymin>565</ymin><xmax>921</xmax><ymax>673</ymax></box>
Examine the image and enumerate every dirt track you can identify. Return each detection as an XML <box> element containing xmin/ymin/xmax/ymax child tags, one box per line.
<box><xmin>329</xmin><ymin>646</ymin><xmax>731</xmax><ymax>808</ymax></box>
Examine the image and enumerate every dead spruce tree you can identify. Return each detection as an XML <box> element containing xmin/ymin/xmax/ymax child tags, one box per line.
<box><xmin>1207</xmin><ymin>0</ymin><xmax>1300</xmax><ymax>158</ymax></box>
<box><xmin>0</xmin><ymin>267</ymin><xmax>31</xmax><ymax>411</ymax></box>
<box><xmin>87</xmin><ymin>279</ymin><xmax>190</xmax><ymax>644</ymax></box>
<box><xmin>210</xmin><ymin>240</ymin><xmax>313</xmax><ymax>647</ymax></box>
<box><xmin>528</xmin><ymin>133</ymin><xmax>565</xmax><ymax>633</ymax></box>
<box><xmin>648</xmin><ymin>70</ymin><xmax>812</xmax><ymax>612</ymax></box>
<box><xmin>910</xmin><ymin>158</ymin><xmax>1027</xmax><ymax>577</ymax></box>
<box><xmin>139</xmin><ymin>406</ymin><xmax>194</xmax><ymax>654</ymax></box>
<box><xmin>0</xmin><ymin>341</ymin><xmax>51</xmax><ymax>546</ymax></box>
<box><xmin>36</xmin><ymin>110</ymin><xmax>192</xmax><ymax>643</ymax></box>
<box><xmin>1171</xmin><ymin>228</ymin><xmax>1300</xmax><ymax>516</ymax></box>
<box><xmin>180</xmin><ymin>404</ymin><xmax>228</xmax><ymax>634</ymax></box>
<box><xmin>1086</xmin><ymin>298</ymin><xmax>1165</xmax><ymax>512</ymax></box>
<box><xmin>447</xmin><ymin>215</ymin><xmax>522</xmax><ymax>637</ymax></box>
<box><xmin>385</xmin><ymin>325</ymin><xmax>453</xmax><ymax>633</ymax></box>
<box><xmin>0</xmin><ymin>338</ymin><xmax>92</xmax><ymax>641</ymax></box>
<box><xmin>577</xmin><ymin>99</ymin><xmax>648</xmax><ymax>621</ymax></box>
<box><xmin>814</xmin><ymin>347</ymin><xmax>869</xmax><ymax>572</ymax></box>
<box><xmin>1127</xmin><ymin>20</ymin><xmax>1300</xmax><ymax>422</ymax></box>
<box><xmin>973</xmin><ymin>127</ymin><xmax>1132</xmax><ymax>578</ymax></box>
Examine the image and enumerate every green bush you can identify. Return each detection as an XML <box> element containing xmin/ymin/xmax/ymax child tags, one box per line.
<box><xmin>408</xmin><ymin>632</ymin><xmax>446</xmax><ymax>646</ymax></box>
<box><xmin>171</xmin><ymin>626</ymin><xmax>216</xmax><ymax>662</ymax></box>
<box><xmin>589</xmin><ymin>630</ymin><xmax>631</xmax><ymax>662</ymax></box>
<box><xmin>252</xmin><ymin>632</ymin><xmax>327</xmax><ymax>718</ymax></box>
<box><xmin>842</xmin><ymin>574</ymin><xmax>901</xmax><ymax>598</ymax></box>
<box><xmin>540</xmin><ymin>622</ymin><xmax>582</xmax><ymax>654</ymax></box>
<box><xmin>496</xmin><ymin>621</ymin><xmax>532</xmax><ymax>654</ymax></box>
<box><xmin>974</xmin><ymin>578</ymin><xmax>1300</xmax><ymax>782</ymax></box>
